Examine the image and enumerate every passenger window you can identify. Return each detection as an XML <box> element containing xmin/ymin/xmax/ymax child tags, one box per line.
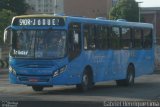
<box><xmin>68</xmin><ymin>22</ymin><xmax>81</xmax><ymax>60</ymax></box>
<box><xmin>143</xmin><ymin>29</ymin><xmax>152</xmax><ymax>49</ymax></box>
<box><xmin>83</xmin><ymin>24</ymin><xmax>96</xmax><ymax>50</ymax></box>
<box><xmin>96</xmin><ymin>26</ymin><xmax>109</xmax><ymax>50</ymax></box>
<box><xmin>134</xmin><ymin>29</ymin><xmax>143</xmax><ymax>49</ymax></box>
<box><xmin>121</xmin><ymin>28</ymin><xmax>132</xmax><ymax>49</ymax></box>
<box><xmin>110</xmin><ymin>27</ymin><xmax>121</xmax><ymax>49</ymax></box>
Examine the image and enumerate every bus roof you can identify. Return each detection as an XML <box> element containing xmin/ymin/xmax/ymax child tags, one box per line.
<box><xmin>66</xmin><ymin>16</ymin><xmax>153</xmax><ymax>29</ymax></box>
<box><xmin>12</xmin><ymin>14</ymin><xmax>153</xmax><ymax>29</ymax></box>
<box><xmin>13</xmin><ymin>14</ymin><xmax>67</xmax><ymax>18</ymax></box>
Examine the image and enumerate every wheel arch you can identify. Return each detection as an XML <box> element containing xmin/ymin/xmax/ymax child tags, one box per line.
<box><xmin>83</xmin><ymin>65</ymin><xmax>94</xmax><ymax>82</ymax></box>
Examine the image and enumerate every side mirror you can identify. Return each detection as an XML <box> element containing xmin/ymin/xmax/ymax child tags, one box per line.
<box><xmin>4</xmin><ymin>30</ymin><xmax>8</xmax><ymax>43</ymax></box>
<box><xmin>4</xmin><ymin>26</ymin><xmax>12</xmax><ymax>46</ymax></box>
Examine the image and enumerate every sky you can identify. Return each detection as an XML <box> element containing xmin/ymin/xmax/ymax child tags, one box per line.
<box><xmin>136</xmin><ymin>0</ymin><xmax>160</xmax><ymax>7</ymax></box>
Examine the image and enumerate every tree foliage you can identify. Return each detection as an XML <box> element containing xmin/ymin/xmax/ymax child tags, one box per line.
<box><xmin>0</xmin><ymin>0</ymin><xmax>29</xmax><ymax>43</ymax></box>
<box><xmin>0</xmin><ymin>0</ymin><xmax>29</xmax><ymax>15</ymax></box>
<box><xmin>0</xmin><ymin>9</ymin><xmax>16</xmax><ymax>43</ymax></box>
<box><xmin>109</xmin><ymin>0</ymin><xmax>139</xmax><ymax>22</ymax></box>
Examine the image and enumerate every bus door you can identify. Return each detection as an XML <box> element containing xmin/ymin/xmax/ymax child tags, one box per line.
<box><xmin>67</xmin><ymin>22</ymin><xmax>82</xmax><ymax>84</ymax></box>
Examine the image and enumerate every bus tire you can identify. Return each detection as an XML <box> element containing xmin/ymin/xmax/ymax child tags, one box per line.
<box><xmin>116</xmin><ymin>65</ymin><xmax>135</xmax><ymax>86</ymax></box>
<box><xmin>32</xmin><ymin>86</ymin><xmax>44</xmax><ymax>92</ymax></box>
<box><xmin>76</xmin><ymin>69</ymin><xmax>93</xmax><ymax>91</ymax></box>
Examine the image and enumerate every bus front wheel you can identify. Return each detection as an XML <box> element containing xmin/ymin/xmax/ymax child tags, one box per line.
<box><xmin>32</xmin><ymin>86</ymin><xmax>44</xmax><ymax>92</ymax></box>
<box><xmin>76</xmin><ymin>69</ymin><xmax>94</xmax><ymax>91</ymax></box>
<box><xmin>116</xmin><ymin>65</ymin><xmax>135</xmax><ymax>86</ymax></box>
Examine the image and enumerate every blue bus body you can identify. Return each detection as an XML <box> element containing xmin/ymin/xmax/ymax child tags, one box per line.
<box><xmin>7</xmin><ymin>15</ymin><xmax>155</xmax><ymax>90</ymax></box>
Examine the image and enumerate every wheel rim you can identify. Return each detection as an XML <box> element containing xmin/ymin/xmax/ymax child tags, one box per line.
<box><xmin>83</xmin><ymin>74</ymin><xmax>88</xmax><ymax>86</ymax></box>
<box><xmin>128</xmin><ymin>72</ymin><xmax>134</xmax><ymax>83</ymax></box>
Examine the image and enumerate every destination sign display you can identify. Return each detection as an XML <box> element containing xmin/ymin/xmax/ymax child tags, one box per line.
<box><xmin>12</xmin><ymin>17</ymin><xmax>65</xmax><ymax>26</ymax></box>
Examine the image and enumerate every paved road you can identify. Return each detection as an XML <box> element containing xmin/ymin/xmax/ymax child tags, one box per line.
<box><xmin>0</xmin><ymin>72</ymin><xmax>160</xmax><ymax>106</ymax></box>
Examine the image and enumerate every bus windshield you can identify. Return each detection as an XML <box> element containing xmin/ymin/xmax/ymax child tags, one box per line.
<box><xmin>11</xmin><ymin>29</ymin><xmax>67</xmax><ymax>59</ymax></box>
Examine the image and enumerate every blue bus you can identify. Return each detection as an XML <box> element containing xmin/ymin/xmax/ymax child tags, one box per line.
<box><xmin>4</xmin><ymin>15</ymin><xmax>155</xmax><ymax>91</ymax></box>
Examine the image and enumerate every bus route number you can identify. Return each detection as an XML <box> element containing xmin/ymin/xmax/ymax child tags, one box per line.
<box><xmin>18</xmin><ymin>18</ymin><xmax>59</xmax><ymax>26</ymax></box>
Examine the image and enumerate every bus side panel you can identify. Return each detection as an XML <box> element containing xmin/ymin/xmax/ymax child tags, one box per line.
<box><xmin>65</xmin><ymin>53</ymin><xmax>87</xmax><ymax>85</ymax></box>
<box><xmin>134</xmin><ymin>49</ymin><xmax>154</xmax><ymax>77</ymax></box>
<box><xmin>122</xmin><ymin>49</ymin><xmax>154</xmax><ymax>78</ymax></box>
<box><xmin>114</xmin><ymin>49</ymin><xmax>154</xmax><ymax>81</ymax></box>
<box><xmin>83</xmin><ymin>50</ymin><xmax>129</xmax><ymax>82</ymax></box>
<box><xmin>117</xmin><ymin>50</ymin><xmax>131</xmax><ymax>80</ymax></box>
<box><xmin>67</xmin><ymin>50</ymin><xmax>116</xmax><ymax>84</ymax></box>
<box><xmin>90</xmin><ymin>50</ymin><xmax>114</xmax><ymax>82</ymax></box>
<box><xmin>111</xmin><ymin>50</ymin><xmax>126</xmax><ymax>80</ymax></box>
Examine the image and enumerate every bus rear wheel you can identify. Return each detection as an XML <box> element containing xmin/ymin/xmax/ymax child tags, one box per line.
<box><xmin>32</xmin><ymin>86</ymin><xmax>44</xmax><ymax>92</ymax></box>
<box><xmin>76</xmin><ymin>69</ymin><xmax>94</xmax><ymax>91</ymax></box>
<box><xmin>116</xmin><ymin>65</ymin><xmax>135</xmax><ymax>86</ymax></box>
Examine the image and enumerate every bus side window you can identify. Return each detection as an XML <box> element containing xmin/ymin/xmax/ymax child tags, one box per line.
<box><xmin>121</xmin><ymin>28</ymin><xmax>131</xmax><ymax>49</ymax></box>
<box><xmin>134</xmin><ymin>29</ymin><xmax>143</xmax><ymax>49</ymax></box>
<box><xmin>110</xmin><ymin>27</ymin><xmax>121</xmax><ymax>49</ymax></box>
<box><xmin>83</xmin><ymin>24</ymin><xmax>96</xmax><ymax>50</ymax></box>
<box><xmin>96</xmin><ymin>25</ymin><xmax>109</xmax><ymax>50</ymax></box>
<box><xmin>143</xmin><ymin>29</ymin><xmax>152</xmax><ymax>49</ymax></box>
<box><xmin>68</xmin><ymin>23</ymin><xmax>81</xmax><ymax>61</ymax></box>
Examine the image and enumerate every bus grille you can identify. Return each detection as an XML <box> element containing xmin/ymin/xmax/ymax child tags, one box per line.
<box><xmin>18</xmin><ymin>76</ymin><xmax>50</xmax><ymax>82</ymax></box>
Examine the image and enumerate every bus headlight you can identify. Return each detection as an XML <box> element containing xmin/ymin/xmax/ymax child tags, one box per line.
<box><xmin>53</xmin><ymin>65</ymin><xmax>67</xmax><ymax>77</ymax></box>
<box><xmin>9</xmin><ymin>66</ymin><xmax>17</xmax><ymax>75</ymax></box>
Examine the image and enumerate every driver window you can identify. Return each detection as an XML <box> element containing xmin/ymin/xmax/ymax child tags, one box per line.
<box><xmin>68</xmin><ymin>22</ymin><xmax>81</xmax><ymax>61</ymax></box>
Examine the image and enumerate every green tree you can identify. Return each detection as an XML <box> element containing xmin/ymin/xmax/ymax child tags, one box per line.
<box><xmin>0</xmin><ymin>9</ymin><xmax>16</xmax><ymax>43</ymax></box>
<box><xmin>0</xmin><ymin>0</ymin><xmax>29</xmax><ymax>15</ymax></box>
<box><xmin>0</xmin><ymin>0</ymin><xmax>29</xmax><ymax>43</ymax></box>
<box><xmin>109</xmin><ymin>0</ymin><xmax>139</xmax><ymax>22</ymax></box>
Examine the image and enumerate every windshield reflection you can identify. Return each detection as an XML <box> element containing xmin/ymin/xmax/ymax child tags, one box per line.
<box><xmin>11</xmin><ymin>30</ymin><xmax>67</xmax><ymax>59</ymax></box>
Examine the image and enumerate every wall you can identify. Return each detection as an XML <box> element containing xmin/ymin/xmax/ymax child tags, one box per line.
<box><xmin>64</xmin><ymin>0</ymin><xmax>112</xmax><ymax>18</ymax></box>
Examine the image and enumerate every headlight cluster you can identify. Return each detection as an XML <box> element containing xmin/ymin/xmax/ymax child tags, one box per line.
<box><xmin>53</xmin><ymin>65</ymin><xmax>67</xmax><ymax>77</ymax></box>
<box><xmin>9</xmin><ymin>66</ymin><xmax>17</xmax><ymax>75</ymax></box>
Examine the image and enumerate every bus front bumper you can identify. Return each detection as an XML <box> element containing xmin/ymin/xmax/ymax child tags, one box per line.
<box><xmin>9</xmin><ymin>72</ymin><xmax>69</xmax><ymax>86</ymax></box>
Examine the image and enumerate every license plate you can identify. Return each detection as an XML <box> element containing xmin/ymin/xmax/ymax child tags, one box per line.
<box><xmin>29</xmin><ymin>78</ymin><xmax>38</xmax><ymax>82</ymax></box>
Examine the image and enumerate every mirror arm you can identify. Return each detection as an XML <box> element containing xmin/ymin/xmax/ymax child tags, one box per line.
<box><xmin>3</xmin><ymin>26</ymin><xmax>11</xmax><ymax>44</ymax></box>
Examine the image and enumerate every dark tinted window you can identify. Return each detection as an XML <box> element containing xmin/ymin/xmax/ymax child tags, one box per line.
<box><xmin>143</xmin><ymin>29</ymin><xmax>152</xmax><ymax>49</ymax></box>
<box><xmin>110</xmin><ymin>27</ymin><xmax>121</xmax><ymax>49</ymax></box>
<box><xmin>68</xmin><ymin>22</ymin><xmax>81</xmax><ymax>60</ymax></box>
<box><xmin>84</xmin><ymin>24</ymin><xmax>96</xmax><ymax>50</ymax></box>
<box><xmin>96</xmin><ymin>25</ymin><xmax>109</xmax><ymax>50</ymax></box>
<box><xmin>134</xmin><ymin>29</ymin><xmax>143</xmax><ymax>49</ymax></box>
<box><xmin>121</xmin><ymin>28</ymin><xmax>132</xmax><ymax>49</ymax></box>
